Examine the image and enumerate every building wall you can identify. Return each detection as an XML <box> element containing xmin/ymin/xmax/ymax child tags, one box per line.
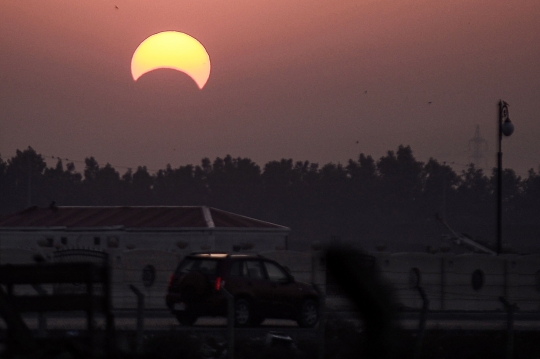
<box><xmin>0</xmin><ymin>229</ymin><xmax>287</xmax><ymax>254</ymax></box>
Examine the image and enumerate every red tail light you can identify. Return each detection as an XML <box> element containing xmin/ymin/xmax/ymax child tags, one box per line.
<box><xmin>215</xmin><ymin>277</ymin><xmax>222</xmax><ymax>291</ymax></box>
<box><xmin>168</xmin><ymin>274</ymin><xmax>175</xmax><ymax>289</ymax></box>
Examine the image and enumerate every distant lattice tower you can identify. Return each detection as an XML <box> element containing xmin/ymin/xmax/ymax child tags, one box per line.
<box><xmin>468</xmin><ymin>125</ymin><xmax>489</xmax><ymax>168</ymax></box>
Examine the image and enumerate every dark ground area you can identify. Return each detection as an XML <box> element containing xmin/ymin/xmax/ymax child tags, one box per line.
<box><xmin>129</xmin><ymin>325</ymin><xmax>540</xmax><ymax>359</ymax></box>
<box><xmin>2</xmin><ymin>317</ymin><xmax>540</xmax><ymax>359</ymax></box>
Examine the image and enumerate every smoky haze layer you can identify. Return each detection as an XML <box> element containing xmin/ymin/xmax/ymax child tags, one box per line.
<box><xmin>1</xmin><ymin>146</ymin><xmax>539</xmax><ymax>253</ymax></box>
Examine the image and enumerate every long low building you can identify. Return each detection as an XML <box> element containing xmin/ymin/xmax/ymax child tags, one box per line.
<box><xmin>0</xmin><ymin>205</ymin><xmax>290</xmax><ymax>255</ymax></box>
<box><xmin>0</xmin><ymin>205</ymin><xmax>290</xmax><ymax>308</ymax></box>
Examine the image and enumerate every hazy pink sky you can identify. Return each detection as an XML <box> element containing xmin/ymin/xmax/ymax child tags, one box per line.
<box><xmin>1</xmin><ymin>0</ymin><xmax>539</xmax><ymax>176</ymax></box>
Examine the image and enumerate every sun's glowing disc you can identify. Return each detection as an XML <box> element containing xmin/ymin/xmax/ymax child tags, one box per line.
<box><xmin>131</xmin><ymin>31</ymin><xmax>211</xmax><ymax>89</ymax></box>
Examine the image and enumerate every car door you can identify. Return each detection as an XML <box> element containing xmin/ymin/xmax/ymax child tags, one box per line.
<box><xmin>243</xmin><ymin>259</ymin><xmax>272</xmax><ymax>311</ymax></box>
<box><xmin>262</xmin><ymin>260</ymin><xmax>297</xmax><ymax>316</ymax></box>
<box><xmin>225</xmin><ymin>259</ymin><xmax>248</xmax><ymax>294</ymax></box>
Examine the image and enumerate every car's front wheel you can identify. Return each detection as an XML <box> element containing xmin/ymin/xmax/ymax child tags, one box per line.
<box><xmin>234</xmin><ymin>298</ymin><xmax>252</xmax><ymax>327</ymax></box>
<box><xmin>298</xmin><ymin>299</ymin><xmax>319</xmax><ymax>328</ymax></box>
<box><xmin>176</xmin><ymin>310</ymin><xmax>197</xmax><ymax>326</ymax></box>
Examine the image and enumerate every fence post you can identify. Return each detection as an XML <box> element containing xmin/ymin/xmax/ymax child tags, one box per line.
<box><xmin>316</xmin><ymin>285</ymin><xmax>326</xmax><ymax>359</ymax></box>
<box><xmin>222</xmin><ymin>288</ymin><xmax>235</xmax><ymax>359</ymax></box>
<box><xmin>129</xmin><ymin>285</ymin><xmax>145</xmax><ymax>354</ymax></box>
<box><xmin>86</xmin><ymin>278</ymin><xmax>95</xmax><ymax>351</ymax></box>
<box><xmin>440</xmin><ymin>257</ymin><xmax>445</xmax><ymax>311</ymax></box>
<box><xmin>499</xmin><ymin>296</ymin><xmax>517</xmax><ymax>359</ymax></box>
<box><xmin>102</xmin><ymin>263</ymin><xmax>115</xmax><ymax>356</ymax></box>
<box><xmin>0</xmin><ymin>283</ymin><xmax>37</xmax><ymax>353</ymax></box>
<box><xmin>31</xmin><ymin>284</ymin><xmax>47</xmax><ymax>336</ymax></box>
<box><xmin>414</xmin><ymin>285</ymin><xmax>429</xmax><ymax>359</ymax></box>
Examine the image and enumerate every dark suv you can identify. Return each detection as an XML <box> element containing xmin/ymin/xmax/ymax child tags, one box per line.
<box><xmin>166</xmin><ymin>252</ymin><xmax>320</xmax><ymax>327</ymax></box>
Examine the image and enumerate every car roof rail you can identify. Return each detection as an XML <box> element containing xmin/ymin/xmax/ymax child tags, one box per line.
<box><xmin>188</xmin><ymin>251</ymin><xmax>265</xmax><ymax>258</ymax></box>
<box><xmin>229</xmin><ymin>252</ymin><xmax>263</xmax><ymax>257</ymax></box>
<box><xmin>189</xmin><ymin>251</ymin><xmax>230</xmax><ymax>255</ymax></box>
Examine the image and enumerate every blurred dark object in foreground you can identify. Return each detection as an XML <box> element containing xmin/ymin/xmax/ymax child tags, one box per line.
<box><xmin>0</xmin><ymin>261</ymin><xmax>113</xmax><ymax>358</ymax></box>
<box><xmin>326</xmin><ymin>245</ymin><xmax>398</xmax><ymax>359</ymax></box>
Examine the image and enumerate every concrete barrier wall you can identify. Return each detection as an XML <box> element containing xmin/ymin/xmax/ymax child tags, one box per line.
<box><xmin>115</xmin><ymin>249</ymin><xmax>181</xmax><ymax>309</ymax></box>
<box><xmin>507</xmin><ymin>254</ymin><xmax>540</xmax><ymax>311</ymax></box>
<box><xmin>442</xmin><ymin>254</ymin><xmax>505</xmax><ymax>311</ymax></box>
<box><xmin>371</xmin><ymin>253</ymin><xmax>540</xmax><ymax>312</ymax></box>
<box><xmin>375</xmin><ymin>253</ymin><xmax>444</xmax><ymax>310</ymax></box>
<box><xmin>99</xmin><ymin>251</ymin><xmax>540</xmax><ymax>311</ymax></box>
<box><xmin>3</xmin><ymin>245</ymin><xmax>540</xmax><ymax>312</ymax></box>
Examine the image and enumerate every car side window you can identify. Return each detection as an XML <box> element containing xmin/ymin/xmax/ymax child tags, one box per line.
<box><xmin>175</xmin><ymin>258</ymin><xmax>218</xmax><ymax>275</ymax></box>
<box><xmin>245</xmin><ymin>260</ymin><xmax>264</xmax><ymax>279</ymax></box>
<box><xmin>195</xmin><ymin>259</ymin><xmax>218</xmax><ymax>275</ymax></box>
<box><xmin>229</xmin><ymin>260</ymin><xmax>247</xmax><ymax>277</ymax></box>
<box><xmin>264</xmin><ymin>261</ymin><xmax>289</xmax><ymax>282</ymax></box>
<box><xmin>176</xmin><ymin>258</ymin><xmax>195</xmax><ymax>275</ymax></box>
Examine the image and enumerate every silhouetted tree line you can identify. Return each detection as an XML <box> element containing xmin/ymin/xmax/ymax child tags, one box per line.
<box><xmin>1</xmin><ymin>146</ymin><xmax>539</xmax><ymax>252</ymax></box>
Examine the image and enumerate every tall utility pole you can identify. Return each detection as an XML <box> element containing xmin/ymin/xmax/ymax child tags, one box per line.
<box><xmin>27</xmin><ymin>156</ymin><xmax>32</xmax><ymax>208</ymax></box>
<box><xmin>468</xmin><ymin>125</ymin><xmax>488</xmax><ymax>168</ymax></box>
<box><xmin>497</xmin><ymin>100</ymin><xmax>514</xmax><ymax>255</ymax></box>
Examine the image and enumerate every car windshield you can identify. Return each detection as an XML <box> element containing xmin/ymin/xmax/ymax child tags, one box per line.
<box><xmin>176</xmin><ymin>258</ymin><xmax>219</xmax><ymax>276</ymax></box>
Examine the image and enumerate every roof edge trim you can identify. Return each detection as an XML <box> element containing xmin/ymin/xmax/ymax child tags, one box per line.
<box><xmin>202</xmin><ymin>206</ymin><xmax>215</xmax><ymax>228</ymax></box>
<box><xmin>0</xmin><ymin>227</ymin><xmax>290</xmax><ymax>233</ymax></box>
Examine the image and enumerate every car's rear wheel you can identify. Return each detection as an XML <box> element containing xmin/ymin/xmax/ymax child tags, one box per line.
<box><xmin>298</xmin><ymin>299</ymin><xmax>319</xmax><ymax>328</ymax></box>
<box><xmin>176</xmin><ymin>310</ymin><xmax>197</xmax><ymax>326</ymax></box>
<box><xmin>234</xmin><ymin>298</ymin><xmax>252</xmax><ymax>327</ymax></box>
<box><xmin>251</xmin><ymin>315</ymin><xmax>265</xmax><ymax>327</ymax></box>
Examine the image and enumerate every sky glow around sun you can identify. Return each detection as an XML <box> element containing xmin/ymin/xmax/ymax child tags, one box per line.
<box><xmin>131</xmin><ymin>31</ymin><xmax>211</xmax><ymax>89</ymax></box>
<box><xmin>1</xmin><ymin>0</ymin><xmax>540</xmax><ymax>175</ymax></box>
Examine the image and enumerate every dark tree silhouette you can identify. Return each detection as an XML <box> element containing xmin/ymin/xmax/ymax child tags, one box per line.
<box><xmin>1</xmin><ymin>146</ymin><xmax>539</xmax><ymax>253</ymax></box>
<box><xmin>42</xmin><ymin>159</ymin><xmax>82</xmax><ymax>206</ymax></box>
<box><xmin>422</xmin><ymin>158</ymin><xmax>459</xmax><ymax>220</ymax></box>
<box><xmin>82</xmin><ymin>158</ymin><xmax>122</xmax><ymax>205</ymax></box>
<box><xmin>4</xmin><ymin>147</ymin><xmax>48</xmax><ymax>211</ymax></box>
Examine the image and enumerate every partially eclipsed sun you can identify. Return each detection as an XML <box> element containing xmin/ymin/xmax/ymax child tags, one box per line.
<box><xmin>131</xmin><ymin>31</ymin><xmax>211</xmax><ymax>89</ymax></box>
